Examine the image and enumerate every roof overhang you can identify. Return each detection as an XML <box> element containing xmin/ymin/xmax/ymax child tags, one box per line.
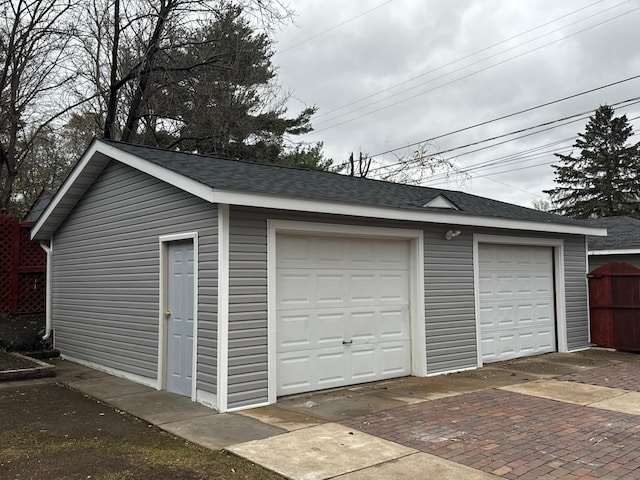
<box><xmin>588</xmin><ymin>248</ymin><xmax>640</xmax><ymax>255</ymax></box>
<box><xmin>211</xmin><ymin>189</ymin><xmax>608</xmax><ymax>236</ymax></box>
<box><xmin>31</xmin><ymin>140</ymin><xmax>214</xmax><ymax>240</ymax></box>
<box><xmin>32</xmin><ymin>139</ymin><xmax>609</xmax><ymax>240</ymax></box>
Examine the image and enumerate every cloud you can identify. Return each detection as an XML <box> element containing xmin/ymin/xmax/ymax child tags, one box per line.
<box><xmin>274</xmin><ymin>0</ymin><xmax>640</xmax><ymax>207</ymax></box>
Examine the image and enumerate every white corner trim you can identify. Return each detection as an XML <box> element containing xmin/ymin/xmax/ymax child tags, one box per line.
<box><xmin>217</xmin><ymin>204</ymin><xmax>230</xmax><ymax>413</ymax></box>
<box><xmin>158</xmin><ymin>232</ymin><xmax>199</xmax><ymax>401</ymax></box>
<box><xmin>266</xmin><ymin>220</ymin><xmax>427</xmax><ymax>404</ymax></box>
<box><xmin>39</xmin><ymin>239</ymin><xmax>53</xmax><ymax>341</ymax></box>
<box><xmin>62</xmin><ymin>354</ymin><xmax>158</xmax><ymax>389</ymax></box>
<box><xmin>266</xmin><ymin>220</ymin><xmax>278</xmax><ymax>405</ymax></box>
<box><xmin>213</xmin><ymin>190</ymin><xmax>607</xmax><ymax>237</ymax></box>
<box><xmin>472</xmin><ymin>234</ymin><xmax>568</xmax><ymax>368</ymax></box>
<box><xmin>588</xmin><ymin>249</ymin><xmax>640</xmax><ymax>256</ymax></box>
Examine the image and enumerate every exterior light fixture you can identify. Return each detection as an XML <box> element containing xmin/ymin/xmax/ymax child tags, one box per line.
<box><xmin>445</xmin><ymin>229</ymin><xmax>461</xmax><ymax>240</ymax></box>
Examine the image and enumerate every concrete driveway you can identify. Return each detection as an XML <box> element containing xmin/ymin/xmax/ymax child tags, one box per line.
<box><xmin>49</xmin><ymin>349</ymin><xmax>640</xmax><ymax>479</ymax></box>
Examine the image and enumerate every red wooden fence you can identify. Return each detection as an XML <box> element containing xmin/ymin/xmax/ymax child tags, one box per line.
<box><xmin>0</xmin><ymin>215</ymin><xmax>46</xmax><ymax>316</ymax></box>
<box><xmin>588</xmin><ymin>262</ymin><xmax>640</xmax><ymax>352</ymax></box>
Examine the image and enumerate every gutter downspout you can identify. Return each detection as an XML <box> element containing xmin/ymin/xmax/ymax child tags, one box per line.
<box><xmin>40</xmin><ymin>240</ymin><xmax>52</xmax><ymax>341</ymax></box>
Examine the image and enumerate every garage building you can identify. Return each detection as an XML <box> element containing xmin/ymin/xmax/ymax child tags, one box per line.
<box><xmin>31</xmin><ymin>139</ymin><xmax>605</xmax><ymax>412</ymax></box>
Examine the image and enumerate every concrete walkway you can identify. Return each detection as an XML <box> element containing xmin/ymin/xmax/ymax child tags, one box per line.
<box><xmin>47</xmin><ymin>349</ymin><xmax>640</xmax><ymax>479</ymax></box>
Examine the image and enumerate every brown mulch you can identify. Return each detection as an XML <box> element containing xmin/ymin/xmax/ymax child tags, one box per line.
<box><xmin>0</xmin><ymin>350</ymin><xmax>37</xmax><ymax>371</ymax></box>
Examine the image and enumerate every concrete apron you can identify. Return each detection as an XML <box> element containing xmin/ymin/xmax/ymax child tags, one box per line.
<box><xmin>53</xmin><ymin>349</ymin><xmax>638</xmax><ymax>479</ymax></box>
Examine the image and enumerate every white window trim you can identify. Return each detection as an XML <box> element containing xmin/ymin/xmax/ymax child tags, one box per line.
<box><xmin>158</xmin><ymin>231</ymin><xmax>199</xmax><ymax>401</ymax></box>
<box><xmin>472</xmin><ymin>234</ymin><xmax>567</xmax><ymax>368</ymax></box>
<box><xmin>217</xmin><ymin>204</ymin><xmax>230</xmax><ymax>412</ymax></box>
<box><xmin>266</xmin><ymin>220</ymin><xmax>427</xmax><ymax>405</ymax></box>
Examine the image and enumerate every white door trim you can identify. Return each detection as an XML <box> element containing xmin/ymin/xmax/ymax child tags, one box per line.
<box><xmin>267</xmin><ymin>220</ymin><xmax>426</xmax><ymax>404</ymax></box>
<box><xmin>472</xmin><ymin>234</ymin><xmax>566</xmax><ymax>368</ymax></box>
<box><xmin>158</xmin><ymin>232</ymin><xmax>199</xmax><ymax>400</ymax></box>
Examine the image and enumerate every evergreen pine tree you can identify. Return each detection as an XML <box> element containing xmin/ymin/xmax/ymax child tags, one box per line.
<box><xmin>544</xmin><ymin>105</ymin><xmax>640</xmax><ymax>218</ymax></box>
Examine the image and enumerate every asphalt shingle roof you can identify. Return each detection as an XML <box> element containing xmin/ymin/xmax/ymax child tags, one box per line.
<box><xmin>103</xmin><ymin>139</ymin><xmax>590</xmax><ymax>227</ymax></box>
<box><xmin>584</xmin><ymin>216</ymin><xmax>640</xmax><ymax>251</ymax></box>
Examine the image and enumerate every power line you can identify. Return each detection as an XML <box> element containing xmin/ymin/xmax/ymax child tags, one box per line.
<box><xmin>275</xmin><ymin>1</ymin><xmax>395</xmax><ymax>56</ymax></box>
<box><xmin>312</xmin><ymin>0</ymin><xmax>623</xmax><ymax>124</ymax></box>
<box><xmin>311</xmin><ymin>0</ymin><xmax>608</xmax><ymax>120</ymax></box>
<box><xmin>426</xmin><ymin>119</ymin><xmax>640</xmax><ymax>189</ymax></box>
<box><xmin>334</xmin><ymin>75</ymin><xmax>640</xmax><ymax>169</ymax></box>
<box><xmin>366</xmin><ymin>98</ymin><xmax>640</xmax><ymax>176</ymax></box>
<box><xmin>311</xmin><ymin>6</ymin><xmax>640</xmax><ymax>135</ymax></box>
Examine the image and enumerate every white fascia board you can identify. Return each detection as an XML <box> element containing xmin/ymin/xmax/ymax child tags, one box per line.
<box><xmin>96</xmin><ymin>141</ymin><xmax>215</xmax><ymax>202</ymax></box>
<box><xmin>31</xmin><ymin>140</ymin><xmax>215</xmax><ymax>239</ymax></box>
<box><xmin>32</xmin><ymin>140</ymin><xmax>102</xmax><ymax>239</ymax></box>
<box><xmin>212</xmin><ymin>189</ymin><xmax>608</xmax><ymax>237</ymax></box>
<box><xmin>588</xmin><ymin>249</ymin><xmax>640</xmax><ymax>255</ymax></box>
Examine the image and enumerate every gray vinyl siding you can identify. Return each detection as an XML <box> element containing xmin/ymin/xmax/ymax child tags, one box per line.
<box><xmin>227</xmin><ymin>210</ymin><xmax>268</xmax><ymax>408</ymax></box>
<box><xmin>52</xmin><ymin>160</ymin><xmax>217</xmax><ymax>388</ymax></box>
<box><xmin>226</xmin><ymin>207</ymin><xmax>590</xmax><ymax>407</ymax></box>
<box><xmin>423</xmin><ymin>230</ymin><xmax>477</xmax><ymax>374</ymax></box>
<box><xmin>564</xmin><ymin>235</ymin><xmax>590</xmax><ymax>350</ymax></box>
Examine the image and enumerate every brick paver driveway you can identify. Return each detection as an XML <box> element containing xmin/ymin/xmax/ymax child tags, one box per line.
<box><xmin>561</xmin><ymin>360</ymin><xmax>640</xmax><ymax>391</ymax></box>
<box><xmin>343</xmin><ymin>362</ymin><xmax>640</xmax><ymax>479</ymax></box>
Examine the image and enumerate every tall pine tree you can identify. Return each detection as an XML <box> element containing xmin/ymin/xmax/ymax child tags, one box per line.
<box><xmin>544</xmin><ymin>105</ymin><xmax>640</xmax><ymax>218</ymax></box>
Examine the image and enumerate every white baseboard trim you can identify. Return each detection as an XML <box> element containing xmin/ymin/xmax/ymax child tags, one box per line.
<box><xmin>61</xmin><ymin>354</ymin><xmax>158</xmax><ymax>389</ymax></box>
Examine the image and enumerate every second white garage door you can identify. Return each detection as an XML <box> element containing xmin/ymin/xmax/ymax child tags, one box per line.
<box><xmin>478</xmin><ymin>244</ymin><xmax>556</xmax><ymax>363</ymax></box>
<box><xmin>276</xmin><ymin>234</ymin><xmax>412</xmax><ymax>396</ymax></box>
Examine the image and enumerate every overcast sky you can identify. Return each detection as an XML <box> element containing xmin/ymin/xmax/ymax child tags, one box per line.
<box><xmin>271</xmin><ymin>0</ymin><xmax>640</xmax><ymax>208</ymax></box>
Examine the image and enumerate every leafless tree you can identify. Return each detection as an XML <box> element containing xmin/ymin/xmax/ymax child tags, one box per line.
<box><xmin>0</xmin><ymin>0</ymin><xmax>79</xmax><ymax>213</ymax></box>
<box><xmin>73</xmin><ymin>0</ymin><xmax>293</xmax><ymax>143</ymax></box>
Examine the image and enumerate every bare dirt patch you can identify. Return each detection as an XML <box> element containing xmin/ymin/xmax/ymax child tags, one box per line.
<box><xmin>0</xmin><ymin>313</ymin><xmax>46</xmax><ymax>351</ymax></box>
<box><xmin>0</xmin><ymin>383</ymin><xmax>284</xmax><ymax>480</ymax></box>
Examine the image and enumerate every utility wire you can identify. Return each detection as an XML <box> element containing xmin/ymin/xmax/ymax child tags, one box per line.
<box><xmin>426</xmin><ymin>119</ymin><xmax>640</xmax><ymax>188</ymax></box>
<box><xmin>312</xmin><ymin>6</ymin><xmax>640</xmax><ymax>135</ymax></box>
<box><xmin>275</xmin><ymin>0</ymin><xmax>395</xmax><ymax>56</ymax></box>
<box><xmin>362</xmin><ymin>96</ymin><xmax>640</xmax><ymax>174</ymax></box>
<box><xmin>312</xmin><ymin>0</ymin><xmax>624</xmax><ymax>125</ymax></box>
<box><xmin>311</xmin><ymin>0</ymin><xmax>608</xmax><ymax>120</ymax></box>
<box><xmin>331</xmin><ymin>74</ymin><xmax>640</xmax><ymax>170</ymax></box>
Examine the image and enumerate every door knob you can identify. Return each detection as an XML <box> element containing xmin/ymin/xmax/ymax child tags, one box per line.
<box><xmin>343</xmin><ymin>340</ymin><xmax>353</xmax><ymax>345</ymax></box>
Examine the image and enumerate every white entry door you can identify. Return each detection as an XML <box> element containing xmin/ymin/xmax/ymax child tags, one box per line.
<box><xmin>276</xmin><ymin>234</ymin><xmax>412</xmax><ymax>396</ymax></box>
<box><xmin>478</xmin><ymin>244</ymin><xmax>556</xmax><ymax>363</ymax></box>
<box><xmin>166</xmin><ymin>240</ymin><xmax>195</xmax><ymax>396</ymax></box>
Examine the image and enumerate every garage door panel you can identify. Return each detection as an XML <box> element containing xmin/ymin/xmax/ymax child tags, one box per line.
<box><xmin>479</xmin><ymin>244</ymin><xmax>556</xmax><ymax>363</ymax></box>
<box><xmin>277</xmin><ymin>273</ymin><xmax>312</xmax><ymax>306</ymax></box>
<box><xmin>379</xmin><ymin>308</ymin><xmax>410</xmax><ymax>338</ymax></box>
<box><xmin>276</xmin><ymin>234</ymin><xmax>412</xmax><ymax>395</ymax></box>
<box><xmin>317</xmin><ymin>349</ymin><xmax>348</xmax><ymax>386</ymax></box>
<box><xmin>317</xmin><ymin>274</ymin><xmax>347</xmax><ymax>305</ymax></box>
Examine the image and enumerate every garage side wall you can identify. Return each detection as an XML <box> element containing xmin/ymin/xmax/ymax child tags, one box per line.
<box><xmin>52</xmin><ymin>161</ymin><xmax>218</xmax><ymax>388</ymax></box>
<box><xmin>564</xmin><ymin>235</ymin><xmax>590</xmax><ymax>350</ymax></box>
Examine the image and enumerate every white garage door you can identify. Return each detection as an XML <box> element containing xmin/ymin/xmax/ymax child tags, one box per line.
<box><xmin>276</xmin><ymin>234</ymin><xmax>412</xmax><ymax>396</ymax></box>
<box><xmin>478</xmin><ymin>244</ymin><xmax>556</xmax><ymax>363</ymax></box>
